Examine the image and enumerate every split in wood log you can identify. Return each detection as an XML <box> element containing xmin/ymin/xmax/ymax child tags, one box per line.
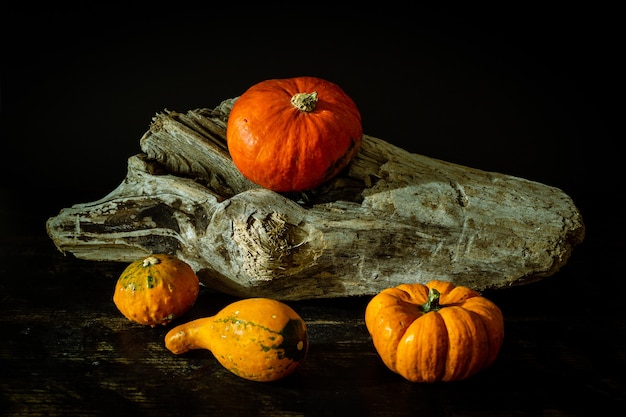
<box><xmin>46</xmin><ymin>98</ymin><xmax>585</xmax><ymax>300</ymax></box>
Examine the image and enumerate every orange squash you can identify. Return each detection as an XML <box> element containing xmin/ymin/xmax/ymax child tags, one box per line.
<box><xmin>113</xmin><ymin>254</ymin><xmax>200</xmax><ymax>327</ymax></box>
<box><xmin>226</xmin><ymin>76</ymin><xmax>363</xmax><ymax>192</ymax></box>
<box><xmin>364</xmin><ymin>280</ymin><xmax>504</xmax><ymax>382</ymax></box>
<box><xmin>165</xmin><ymin>298</ymin><xmax>308</xmax><ymax>382</ymax></box>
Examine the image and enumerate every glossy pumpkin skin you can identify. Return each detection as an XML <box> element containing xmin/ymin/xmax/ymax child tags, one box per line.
<box><xmin>113</xmin><ymin>254</ymin><xmax>200</xmax><ymax>327</ymax></box>
<box><xmin>227</xmin><ymin>76</ymin><xmax>363</xmax><ymax>192</ymax></box>
<box><xmin>165</xmin><ymin>298</ymin><xmax>309</xmax><ymax>382</ymax></box>
<box><xmin>365</xmin><ymin>280</ymin><xmax>504</xmax><ymax>382</ymax></box>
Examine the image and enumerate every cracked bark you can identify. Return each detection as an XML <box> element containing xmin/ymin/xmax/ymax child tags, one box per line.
<box><xmin>46</xmin><ymin>98</ymin><xmax>585</xmax><ymax>300</ymax></box>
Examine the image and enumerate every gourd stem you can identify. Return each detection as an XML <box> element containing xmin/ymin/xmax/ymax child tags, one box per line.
<box><xmin>290</xmin><ymin>91</ymin><xmax>318</xmax><ymax>112</ymax></box>
<box><xmin>143</xmin><ymin>255</ymin><xmax>161</xmax><ymax>267</ymax></box>
<box><xmin>421</xmin><ymin>288</ymin><xmax>442</xmax><ymax>313</ymax></box>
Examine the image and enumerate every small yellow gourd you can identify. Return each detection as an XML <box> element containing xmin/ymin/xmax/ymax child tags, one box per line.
<box><xmin>113</xmin><ymin>254</ymin><xmax>200</xmax><ymax>327</ymax></box>
<box><xmin>165</xmin><ymin>298</ymin><xmax>309</xmax><ymax>382</ymax></box>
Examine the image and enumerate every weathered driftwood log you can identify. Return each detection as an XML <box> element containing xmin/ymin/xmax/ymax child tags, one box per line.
<box><xmin>46</xmin><ymin>98</ymin><xmax>585</xmax><ymax>300</ymax></box>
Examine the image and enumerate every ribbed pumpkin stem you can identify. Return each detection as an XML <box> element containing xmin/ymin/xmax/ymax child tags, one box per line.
<box><xmin>143</xmin><ymin>255</ymin><xmax>161</xmax><ymax>267</ymax></box>
<box><xmin>290</xmin><ymin>91</ymin><xmax>318</xmax><ymax>112</ymax></box>
<box><xmin>421</xmin><ymin>288</ymin><xmax>442</xmax><ymax>313</ymax></box>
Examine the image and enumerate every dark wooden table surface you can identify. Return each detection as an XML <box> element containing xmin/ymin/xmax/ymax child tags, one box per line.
<box><xmin>1</xmin><ymin>197</ymin><xmax>624</xmax><ymax>416</ymax></box>
<box><xmin>2</xmin><ymin>5</ymin><xmax>623</xmax><ymax>416</ymax></box>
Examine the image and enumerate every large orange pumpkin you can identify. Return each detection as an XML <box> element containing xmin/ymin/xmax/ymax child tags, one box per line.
<box><xmin>364</xmin><ymin>280</ymin><xmax>504</xmax><ymax>382</ymax></box>
<box><xmin>226</xmin><ymin>76</ymin><xmax>362</xmax><ymax>192</ymax></box>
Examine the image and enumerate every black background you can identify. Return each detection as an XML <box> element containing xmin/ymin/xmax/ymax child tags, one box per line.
<box><xmin>1</xmin><ymin>4</ymin><xmax>623</xmax><ymax>416</ymax></box>
<box><xmin>2</xmin><ymin>5</ymin><xmax>620</xmax><ymax>228</ymax></box>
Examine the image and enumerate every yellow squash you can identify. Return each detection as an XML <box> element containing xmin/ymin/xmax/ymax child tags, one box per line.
<box><xmin>165</xmin><ymin>297</ymin><xmax>308</xmax><ymax>382</ymax></box>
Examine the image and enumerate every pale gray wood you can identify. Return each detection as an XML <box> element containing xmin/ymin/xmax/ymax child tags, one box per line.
<box><xmin>46</xmin><ymin>99</ymin><xmax>585</xmax><ymax>300</ymax></box>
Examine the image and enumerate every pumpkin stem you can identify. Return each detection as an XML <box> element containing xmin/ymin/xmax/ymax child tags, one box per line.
<box><xmin>421</xmin><ymin>288</ymin><xmax>442</xmax><ymax>313</ymax></box>
<box><xmin>290</xmin><ymin>91</ymin><xmax>318</xmax><ymax>112</ymax></box>
<box><xmin>142</xmin><ymin>255</ymin><xmax>161</xmax><ymax>267</ymax></box>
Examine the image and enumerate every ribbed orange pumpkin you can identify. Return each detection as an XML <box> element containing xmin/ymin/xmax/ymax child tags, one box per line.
<box><xmin>364</xmin><ymin>280</ymin><xmax>504</xmax><ymax>382</ymax></box>
<box><xmin>113</xmin><ymin>254</ymin><xmax>200</xmax><ymax>327</ymax></box>
<box><xmin>226</xmin><ymin>76</ymin><xmax>363</xmax><ymax>192</ymax></box>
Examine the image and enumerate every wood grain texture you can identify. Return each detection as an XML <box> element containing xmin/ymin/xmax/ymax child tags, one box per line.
<box><xmin>46</xmin><ymin>99</ymin><xmax>585</xmax><ymax>300</ymax></box>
